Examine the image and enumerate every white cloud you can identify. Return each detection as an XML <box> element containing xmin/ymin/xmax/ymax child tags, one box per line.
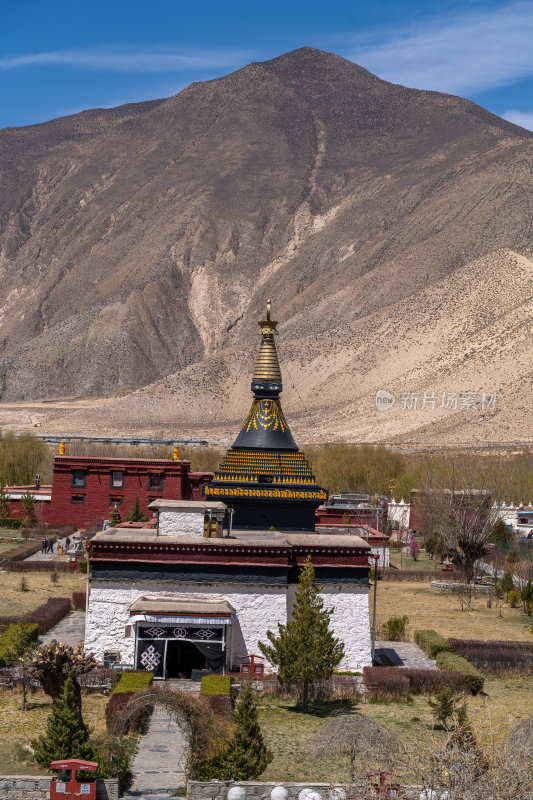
<box><xmin>501</xmin><ymin>109</ymin><xmax>533</xmax><ymax>130</ymax></box>
<box><xmin>0</xmin><ymin>46</ymin><xmax>250</xmax><ymax>73</ymax></box>
<box><xmin>346</xmin><ymin>1</ymin><xmax>533</xmax><ymax>94</ymax></box>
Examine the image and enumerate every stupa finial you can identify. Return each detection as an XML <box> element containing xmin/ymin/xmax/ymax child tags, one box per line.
<box><xmin>266</xmin><ymin>299</ymin><xmax>271</xmax><ymax>321</ymax></box>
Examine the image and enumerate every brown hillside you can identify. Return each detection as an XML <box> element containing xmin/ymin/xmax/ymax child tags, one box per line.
<box><xmin>0</xmin><ymin>47</ymin><xmax>532</xmax><ymax>443</ymax></box>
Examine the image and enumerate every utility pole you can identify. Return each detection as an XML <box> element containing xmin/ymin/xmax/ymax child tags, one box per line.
<box><xmin>371</xmin><ymin>553</ymin><xmax>380</xmax><ymax>663</ymax></box>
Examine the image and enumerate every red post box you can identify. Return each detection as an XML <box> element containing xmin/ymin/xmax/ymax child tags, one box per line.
<box><xmin>50</xmin><ymin>758</ymin><xmax>98</xmax><ymax>799</ymax></box>
<box><xmin>239</xmin><ymin>653</ymin><xmax>265</xmax><ymax>678</ymax></box>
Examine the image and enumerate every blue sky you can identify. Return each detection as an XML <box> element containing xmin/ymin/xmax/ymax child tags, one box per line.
<box><xmin>1</xmin><ymin>0</ymin><xmax>533</xmax><ymax>130</ymax></box>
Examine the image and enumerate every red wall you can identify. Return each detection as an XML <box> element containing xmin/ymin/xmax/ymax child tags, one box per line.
<box><xmin>46</xmin><ymin>456</ymin><xmax>197</xmax><ymax>528</ymax></box>
<box><xmin>315</xmin><ymin>505</ymin><xmax>386</xmax><ymax>532</ymax></box>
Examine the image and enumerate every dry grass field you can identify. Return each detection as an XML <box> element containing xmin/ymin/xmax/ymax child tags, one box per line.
<box><xmin>0</xmin><ymin>570</ymin><xmax>85</xmax><ymax>616</ymax></box>
<box><xmin>370</xmin><ymin>580</ymin><xmax>533</xmax><ymax>641</ymax></box>
<box><xmin>0</xmin><ymin>689</ymin><xmax>108</xmax><ymax>775</ymax></box>
<box><xmin>258</xmin><ymin>673</ymin><xmax>533</xmax><ymax>783</ymax></box>
<box><xmin>0</xmin><ymin>534</ymin><xmax>25</xmax><ymax>554</ymax></box>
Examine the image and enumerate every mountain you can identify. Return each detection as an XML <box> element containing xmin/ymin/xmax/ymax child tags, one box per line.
<box><xmin>0</xmin><ymin>47</ymin><xmax>532</xmax><ymax>444</ymax></box>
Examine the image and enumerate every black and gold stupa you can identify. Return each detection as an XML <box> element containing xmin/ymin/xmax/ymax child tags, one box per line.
<box><xmin>205</xmin><ymin>301</ymin><xmax>327</xmax><ymax>530</ymax></box>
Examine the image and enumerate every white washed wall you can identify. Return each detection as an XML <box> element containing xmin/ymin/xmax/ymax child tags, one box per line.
<box><xmin>86</xmin><ymin>580</ymin><xmax>372</xmax><ymax>672</ymax></box>
<box><xmin>158</xmin><ymin>509</ymin><xmax>205</xmax><ymax>537</ymax></box>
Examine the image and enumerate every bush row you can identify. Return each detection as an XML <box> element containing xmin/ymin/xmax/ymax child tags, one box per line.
<box><xmin>72</xmin><ymin>591</ymin><xmax>86</xmax><ymax>610</ymax></box>
<box><xmin>435</xmin><ymin>651</ymin><xmax>485</xmax><ymax>694</ymax></box>
<box><xmin>1</xmin><ymin>539</ymin><xmax>43</xmax><ymax>562</ymax></box>
<box><xmin>414</xmin><ymin>629</ymin><xmax>452</xmax><ymax>658</ymax></box>
<box><xmin>200</xmin><ymin>674</ymin><xmax>232</xmax><ymax>696</ymax></box>
<box><xmin>0</xmin><ymin>622</ymin><xmax>39</xmax><ymax>667</ymax></box>
<box><xmin>448</xmin><ymin>638</ymin><xmax>533</xmax><ymax>673</ymax></box>
<box><xmin>112</xmin><ymin>671</ymin><xmax>153</xmax><ymax>695</ymax></box>
<box><xmin>26</xmin><ymin>597</ymin><xmax>72</xmax><ymax>635</ymax></box>
<box><xmin>0</xmin><ymin>518</ymin><xmax>24</xmax><ymax>529</ymax></box>
<box><xmin>3</xmin><ymin>560</ymin><xmax>73</xmax><ymax>572</ymax></box>
<box><xmin>362</xmin><ymin>666</ymin><xmax>468</xmax><ymax>699</ymax></box>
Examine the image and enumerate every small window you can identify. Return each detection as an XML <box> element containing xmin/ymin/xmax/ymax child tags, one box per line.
<box><xmin>103</xmin><ymin>651</ymin><xmax>120</xmax><ymax>668</ymax></box>
<box><xmin>71</xmin><ymin>469</ymin><xmax>86</xmax><ymax>488</ymax></box>
<box><xmin>109</xmin><ymin>495</ymin><xmax>123</xmax><ymax>506</ymax></box>
<box><xmin>110</xmin><ymin>471</ymin><xmax>124</xmax><ymax>488</ymax></box>
<box><xmin>148</xmin><ymin>474</ymin><xmax>163</xmax><ymax>490</ymax></box>
<box><xmin>71</xmin><ymin>494</ymin><xmax>85</xmax><ymax>504</ymax></box>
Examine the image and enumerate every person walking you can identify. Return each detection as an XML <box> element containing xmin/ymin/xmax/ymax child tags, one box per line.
<box><xmin>41</xmin><ymin>538</ymin><xmax>47</xmax><ymax>554</ymax></box>
<box><xmin>47</xmin><ymin>536</ymin><xmax>54</xmax><ymax>554</ymax></box>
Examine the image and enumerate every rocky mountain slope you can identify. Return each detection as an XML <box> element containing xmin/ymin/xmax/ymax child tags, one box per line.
<box><xmin>1</xmin><ymin>47</ymin><xmax>532</xmax><ymax>444</ymax></box>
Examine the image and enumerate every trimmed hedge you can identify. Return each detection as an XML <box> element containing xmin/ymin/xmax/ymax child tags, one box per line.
<box><xmin>435</xmin><ymin>651</ymin><xmax>485</xmax><ymax>694</ymax></box>
<box><xmin>414</xmin><ymin>629</ymin><xmax>452</xmax><ymax>658</ymax></box>
<box><xmin>4</xmin><ymin>560</ymin><xmax>72</xmax><ymax>572</ymax></box>
<box><xmin>0</xmin><ymin>518</ymin><xmax>24</xmax><ymax>529</ymax></box>
<box><xmin>200</xmin><ymin>674</ymin><xmax>232</xmax><ymax>696</ymax></box>
<box><xmin>1</xmin><ymin>540</ymin><xmax>43</xmax><ymax>562</ymax></box>
<box><xmin>72</xmin><ymin>591</ymin><xmax>86</xmax><ymax>610</ymax></box>
<box><xmin>363</xmin><ymin>666</ymin><xmax>468</xmax><ymax>700</ymax></box>
<box><xmin>0</xmin><ymin>622</ymin><xmax>39</xmax><ymax>667</ymax></box>
<box><xmin>448</xmin><ymin>638</ymin><xmax>533</xmax><ymax>674</ymax></box>
<box><xmin>0</xmin><ymin>596</ymin><xmax>72</xmax><ymax>636</ymax></box>
<box><xmin>27</xmin><ymin>597</ymin><xmax>72</xmax><ymax>635</ymax></box>
<box><xmin>363</xmin><ymin>667</ymin><xmax>410</xmax><ymax>699</ymax></box>
<box><xmin>382</xmin><ymin>569</ymin><xmax>454</xmax><ymax>582</ymax></box>
<box><xmin>112</xmin><ymin>671</ymin><xmax>153</xmax><ymax>695</ymax></box>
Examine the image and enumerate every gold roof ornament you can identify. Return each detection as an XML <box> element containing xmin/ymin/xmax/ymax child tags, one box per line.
<box><xmin>253</xmin><ymin>299</ymin><xmax>282</xmax><ymax>385</ymax></box>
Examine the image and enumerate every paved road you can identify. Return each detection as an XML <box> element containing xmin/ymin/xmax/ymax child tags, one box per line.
<box><xmin>128</xmin><ymin>705</ymin><xmax>188</xmax><ymax>797</ymax></box>
<box><xmin>374</xmin><ymin>640</ymin><xmax>436</xmax><ymax>669</ymax></box>
<box><xmin>39</xmin><ymin>610</ymin><xmax>86</xmax><ymax>648</ymax></box>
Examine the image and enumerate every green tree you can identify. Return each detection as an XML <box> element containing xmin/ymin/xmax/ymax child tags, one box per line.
<box><xmin>0</xmin><ymin>485</ymin><xmax>10</xmax><ymax>519</ymax></box>
<box><xmin>259</xmin><ymin>556</ymin><xmax>344</xmax><ymax>712</ymax></box>
<box><xmin>20</xmin><ymin>491</ymin><xmax>36</xmax><ymax>526</ymax></box>
<box><xmin>520</xmin><ymin>581</ymin><xmax>533</xmax><ymax>616</ymax></box>
<box><xmin>109</xmin><ymin>505</ymin><xmax>121</xmax><ymax>527</ymax></box>
<box><xmin>3</xmin><ymin>621</ymin><xmax>37</xmax><ymax>711</ymax></box>
<box><xmin>124</xmin><ymin>495</ymin><xmax>149</xmax><ymax>523</ymax></box>
<box><xmin>32</xmin><ymin>672</ymin><xmax>94</xmax><ymax>767</ymax></box>
<box><xmin>227</xmin><ymin>683</ymin><xmax>272</xmax><ymax>779</ymax></box>
<box><xmin>491</xmin><ymin>518</ymin><xmax>512</xmax><ymax>547</ymax></box>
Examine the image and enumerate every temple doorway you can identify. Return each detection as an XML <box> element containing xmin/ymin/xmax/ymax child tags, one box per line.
<box><xmin>165</xmin><ymin>640</ymin><xmax>207</xmax><ymax>679</ymax></box>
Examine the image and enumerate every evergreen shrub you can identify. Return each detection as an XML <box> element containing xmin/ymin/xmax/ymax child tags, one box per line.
<box><xmin>435</xmin><ymin>651</ymin><xmax>485</xmax><ymax>694</ymax></box>
<box><xmin>414</xmin><ymin>629</ymin><xmax>452</xmax><ymax>658</ymax></box>
<box><xmin>379</xmin><ymin>615</ymin><xmax>409</xmax><ymax>641</ymax></box>
<box><xmin>111</xmin><ymin>671</ymin><xmax>153</xmax><ymax>694</ymax></box>
<box><xmin>0</xmin><ymin>622</ymin><xmax>39</xmax><ymax>667</ymax></box>
<box><xmin>0</xmin><ymin>518</ymin><xmax>24</xmax><ymax>529</ymax></box>
<box><xmin>200</xmin><ymin>674</ymin><xmax>233</xmax><ymax>696</ymax></box>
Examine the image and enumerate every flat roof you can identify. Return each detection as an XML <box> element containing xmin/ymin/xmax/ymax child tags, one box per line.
<box><xmin>94</xmin><ymin>528</ymin><xmax>369</xmax><ymax>549</ymax></box>
<box><xmin>129</xmin><ymin>597</ymin><xmax>235</xmax><ymax>615</ymax></box>
<box><xmin>148</xmin><ymin>499</ymin><xmax>227</xmax><ymax>511</ymax></box>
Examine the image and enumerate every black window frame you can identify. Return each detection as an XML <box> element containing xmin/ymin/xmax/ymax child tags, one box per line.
<box><xmin>71</xmin><ymin>469</ymin><xmax>86</xmax><ymax>488</ymax></box>
<box><xmin>109</xmin><ymin>470</ymin><xmax>124</xmax><ymax>489</ymax></box>
<box><xmin>148</xmin><ymin>474</ymin><xmax>163</xmax><ymax>491</ymax></box>
<box><xmin>70</xmin><ymin>494</ymin><xmax>85</xmax><ymax>505</ymax></box>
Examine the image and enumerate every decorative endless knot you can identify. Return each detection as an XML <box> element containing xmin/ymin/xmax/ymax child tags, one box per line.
<box><xmin>194</xmin><ymin>629</ymin><xmax>216</xmax><ymax>639</ymax></box>
<box><xmin>140</xmin><ymin>644</ymin><xmax>161</xmax><ymax>671</ymax></box>
<box><xmin>144</xmin><ymin>627</ymin><xmax>165</xmax><ymax>638</ymax></box>
<box><xmin>173</xmin><ymin>627</ymin><xmax>187</xmax><ymax>638</ymax></box>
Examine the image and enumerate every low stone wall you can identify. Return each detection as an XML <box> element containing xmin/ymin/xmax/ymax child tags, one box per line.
<box><xmin>187</xmin><ymin>780</ymin><xmax>422</xmax><ymax>800</ymax></box>
<box><xmin>430</xmin><ymin>581</ymin><xmax>491</xmax><ymax>593</ymax></box>
<box><xmin>0</xmin><ymin>776</ymin><xmax>119</xmax><ymax>800</ymax></box>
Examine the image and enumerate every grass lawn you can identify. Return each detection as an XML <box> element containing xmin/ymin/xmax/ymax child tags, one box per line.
<box><xmin>258</xmin><ymin>675</ymin><xmax>533</xmax><ymax>783</ymax></box>
<box><xmin>370</xmin><ymin>580</ymin><xmax>532</xmax><ymax>641</ymax></box>
<box><xmin>0</xmin><ymin>535</ymin><xmax>25</xmax><ymax>554</ymax></box>
<box><xmin>389</xmin><ymin>548</ymin><xmax>439</xmax><ymax>571</ymax></box>
<box><xmin>0</xmin><ymin>571</ymin><xmax>86</xmax><ymax>616</ymax></box>
<box><xmin>0</xmin><ymin>688</ymin><xmax>108</xmax><ymax>775</ymax></box>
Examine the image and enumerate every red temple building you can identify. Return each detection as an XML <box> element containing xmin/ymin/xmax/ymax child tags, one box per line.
<box><xmin>5</xmin><ymin>455</ymin><xmax>213</xmax><ymax>529</ymax></box>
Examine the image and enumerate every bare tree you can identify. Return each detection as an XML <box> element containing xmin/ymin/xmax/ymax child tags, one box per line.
<box><xmin>416</xmin><ymin>456</ymin><xmax>508</xmax><ymax>584</ymax></box>
<box><xmin>308</xmin><ymin>713</ymin><xmax>399</xmax><ymax>783</ymax></box>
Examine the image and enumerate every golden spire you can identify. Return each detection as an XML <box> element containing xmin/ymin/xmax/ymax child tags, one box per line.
<box><xmin>253</xmin><ymin>299</ymin><xmax>282</xmax><ymax>385</ymax></box>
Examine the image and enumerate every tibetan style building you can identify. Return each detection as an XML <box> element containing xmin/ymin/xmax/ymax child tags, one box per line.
<box><xmin>205</xmin><ymin>302</ymin><xmax>327</xmax><ymax>530</ymax></box>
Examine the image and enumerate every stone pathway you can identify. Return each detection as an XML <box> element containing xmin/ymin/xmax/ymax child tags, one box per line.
<box><xmin>127</xmin><ymin>705</ymin><xmax>187</xmax><ymax>797</ymax></box>
<box><xmin>39</xmin><ymin>610</ymin><xmax>86</xmax><ymax>647</ymax></box>
<box><xmin>25</xmin><ymin>536</ymin><xmax>70</xmax><ymax>561</ymax></box>
<box><xmin>374</xmin><ymin>640</ymin><xmax>436</xmax><ymax>669</ymax></box>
